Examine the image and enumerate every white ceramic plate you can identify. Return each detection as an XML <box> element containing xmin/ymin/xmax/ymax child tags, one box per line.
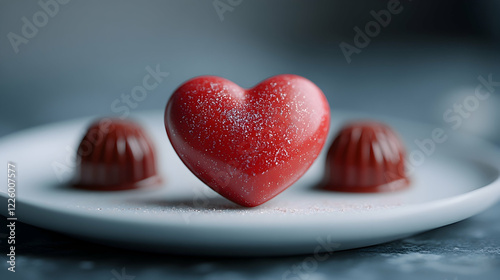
<box><xmin>1</xmin><ymin>111</ymin><xmax>500</xmax><ymax>256</ymax></box>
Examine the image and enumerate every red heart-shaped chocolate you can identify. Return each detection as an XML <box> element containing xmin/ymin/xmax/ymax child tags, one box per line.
<box><xmin>165</xmin><ymin>75</ymin><xmax>330</xmax><ymax>207</ymax></box>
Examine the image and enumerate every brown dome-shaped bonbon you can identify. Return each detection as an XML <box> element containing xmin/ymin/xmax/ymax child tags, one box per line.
<box><xmin>74</xmin><ymin>118</ymin><xmax>162</xmax><ymax>190</ymax></box>
<box><xmin>322</xmin><ymin>121</ymin><xmax>409</xmax><ymax>192</ymax></box>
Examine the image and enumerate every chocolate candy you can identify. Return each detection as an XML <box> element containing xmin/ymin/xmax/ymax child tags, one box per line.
<box><xmin>73</xmin><ymin>118</ymin><xmax>162</xmax><ymax>191</ymax></box>
<box><xmin>322</xmin><ymin>121</ymin><xmax>409</xmax><ymax>192</ymax></box>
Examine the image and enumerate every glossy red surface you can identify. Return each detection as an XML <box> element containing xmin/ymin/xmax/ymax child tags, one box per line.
<box><xmin>73</xmin><ymin>118</ymin><xmax>162</xmax><ymax>191</ymax></box>
<box><xmin>165</xmin><ymin>75</ymin><xmax>330</xmax><ymax>207</ymax></box>
<box><xmin>323</xmin><ymin>121</ymin><xmax>410</xmax><ymax>193</ymax></box>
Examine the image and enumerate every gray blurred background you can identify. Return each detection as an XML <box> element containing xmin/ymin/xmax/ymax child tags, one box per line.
<box><xmin>1</xmin><ymin>0</ymin><xmax>500</xmax><ymax>141</ymax></box>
